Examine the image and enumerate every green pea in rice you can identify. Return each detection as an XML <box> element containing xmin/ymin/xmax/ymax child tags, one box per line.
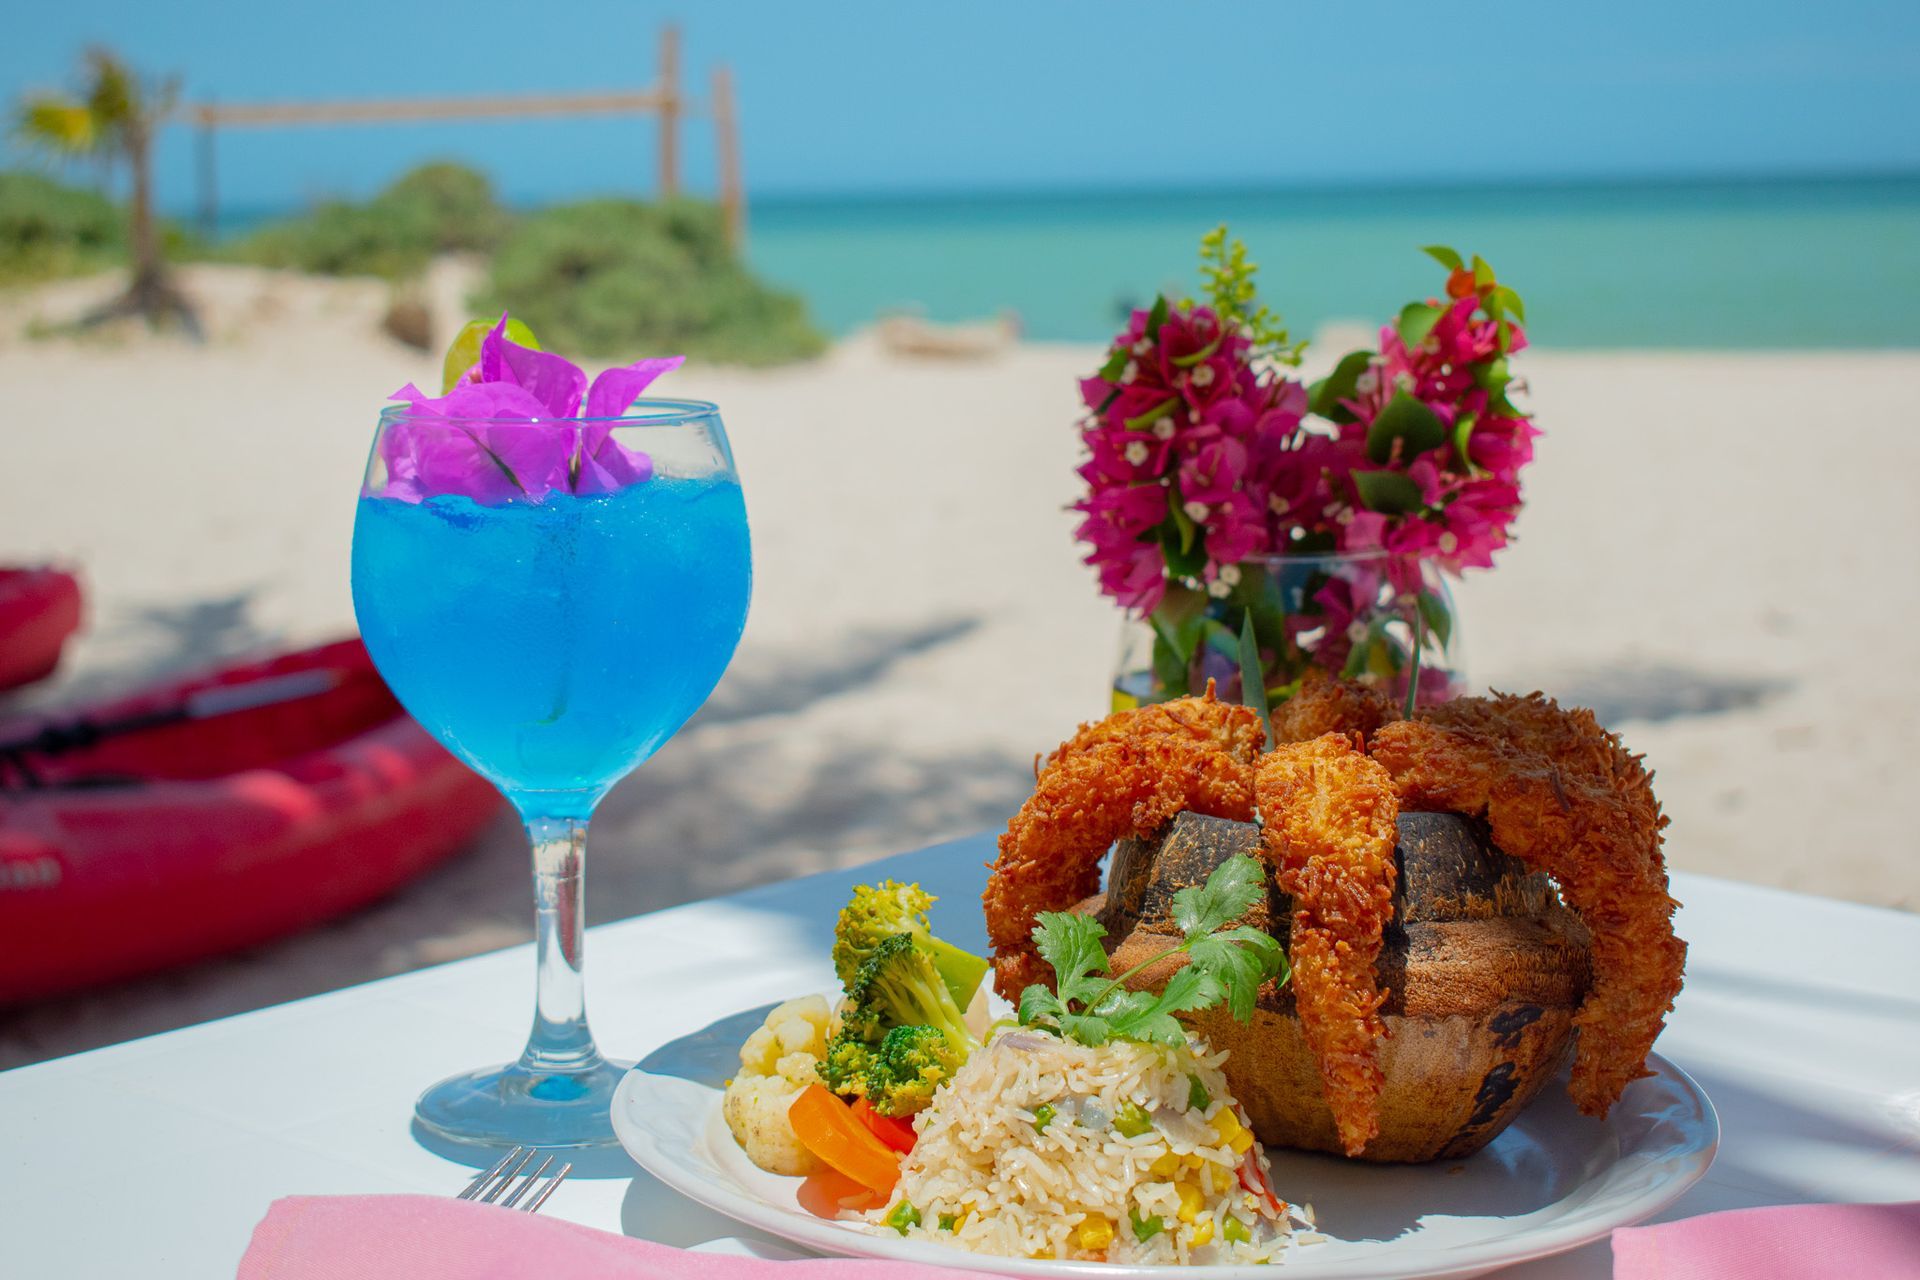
<box><xmin>862</xmin><ymin>1028</ymin><xmax>1315</xmax><ymax>1265</ymax></box>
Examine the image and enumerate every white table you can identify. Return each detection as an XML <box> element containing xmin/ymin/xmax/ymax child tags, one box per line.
<box><xmin>6</xmin><ymin>833</ymin><xmax>1920</xmax><ymax>1277</ymax></box>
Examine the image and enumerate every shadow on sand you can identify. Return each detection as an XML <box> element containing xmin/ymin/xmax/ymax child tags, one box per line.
<box><xmin>1519</xmin><ymin>658</ymin><xmax>1791</xmax><ymax>726</ymax></box>
<box><xmin>0</xmin><ymin>613</ymin><xmax>1029</xmax><ymax>1067</ymax></box>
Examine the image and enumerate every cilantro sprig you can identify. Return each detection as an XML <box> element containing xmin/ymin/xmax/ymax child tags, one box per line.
<box><xmin>1016</xmin><ymin>855</ymin><xmax>1289</xmax><ymax>1049</ymax></box>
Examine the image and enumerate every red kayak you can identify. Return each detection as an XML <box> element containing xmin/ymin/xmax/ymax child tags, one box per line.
<box><xmin>0</xmin><ymin>639</ymin><xmax>502</xmax><ymax>1004</ymax></box>
<box><xmin>0</xmin><ymin>568</ymin><xmax>83</xmax><ymax>692</ymax></box>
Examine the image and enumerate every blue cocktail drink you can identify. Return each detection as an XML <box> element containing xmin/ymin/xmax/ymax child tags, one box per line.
<box><xmin>353</xmin><ymin>478</ymin><xmax>750</xmax><ymax>815</ymax></box>
<box><xmin>351</xmin><ymin>377</ymin><xmax>749</xmax><ymax>1150</ymax></box>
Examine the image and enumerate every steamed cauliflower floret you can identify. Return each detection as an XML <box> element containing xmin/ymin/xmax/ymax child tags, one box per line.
<box><xmin>723</xmin><ymin>1073</ymin><xmax>817</xmax><ymax>1175</ymax></box>
<box><xmin>723</xmin><ymin>995</ymin><xmax>832</xmax><ymax>1175</ymax></box>
<box><xmin>740</xmin><ymin>995</ymin><xmax>830</xmax><ymax>1072</ymax></box>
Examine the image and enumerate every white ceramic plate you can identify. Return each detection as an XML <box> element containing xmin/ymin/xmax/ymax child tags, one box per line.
<box><xmin>613</xmin><ymin>1003</ymin><xmax>1717</xmax><ymax>1279</ymax></box>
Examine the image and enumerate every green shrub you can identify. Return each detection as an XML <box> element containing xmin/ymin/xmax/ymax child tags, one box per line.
<box><xmin>380</xmin><ymin>161</ymin><xmax>509</xmax><ymax>253</ymax></box>
<box><xmin>226</xmin><ymin>159</ymin><xmax>507</xmax><ymax>280</ymax></box>
<box><xmin>0</xmin><ymin>171</ymin><xmax>124</xmax><ymax>283</ymax></box>
<box><xmin>0</xmin><ymin>171</ymin><xmax>202</xmax><ymax>284</ymax></box>
<box><xmin>478</xmin><ymin>198</ymin><xmax>826</xmax><ymax>366</ymax></box>
<box><xmin>227</xmin><ymin>199</ymin><xmax>428</xmax><ymax>278</ymax></box>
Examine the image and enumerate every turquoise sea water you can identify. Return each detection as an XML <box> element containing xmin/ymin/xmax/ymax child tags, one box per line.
<box><xmin>745</xmin><ymin>175</ymin><xmax>1920</xmax><ymax>348</ymax></box>
<box><xmin>351</xmin><ymin>479</ymin><xmax>750</xmax><ymax>816</ymax></box>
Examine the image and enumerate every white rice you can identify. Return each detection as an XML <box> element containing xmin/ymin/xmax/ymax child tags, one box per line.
<box><xmin>859</xmin><ymin>1027</ymin><xmax>1314</xmax><ymax>1265</ymax></box>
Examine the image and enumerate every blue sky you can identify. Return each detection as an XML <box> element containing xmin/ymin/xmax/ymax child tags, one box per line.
<box><xmin>5</xmin><ymin>0</ymin><xmax>1918</xmax><ymax>213</ymax></box>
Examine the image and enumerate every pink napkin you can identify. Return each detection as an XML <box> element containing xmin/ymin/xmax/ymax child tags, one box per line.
<box><xmin>1612</xmin><ymin>1200</ymin><xmax>1920</xmax><ymax>1279</ymax></box>
<box><xmin>239</xmin><ymin>1195</ymin><xmax>976</xmax><ymax>1279</ymax></box>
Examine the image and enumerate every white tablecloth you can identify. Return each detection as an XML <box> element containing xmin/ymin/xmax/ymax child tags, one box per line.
<box><xmin>6</xmin><ymin>832</ymin><xmax>1919</xmax><ymax>1277</ymax></box>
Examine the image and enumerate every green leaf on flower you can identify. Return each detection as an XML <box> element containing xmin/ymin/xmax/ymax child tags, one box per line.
<box><xmin>1098</xmin><ymin>347</ymin><xmax>1129</xmax><ymax>381</ymax></box>
<box><xmin>1199</xmin><ymin>617</ymin><xmax>1240</xmax><ymax>660</ymax></box>
<box><xmin>1422</xmin><ymin>244</ymin><xmax>1464</xmax><ymax>271</ymax></box>
<box><xmin>1353</xmin><ymin>469</ymin><xmax>1426</xmax><ymax>514</ymax></box>
<box><xmin>1240</xmin><ymin>594</ymin><xmax>1291</xmax><ymax>659</ymax></box>
<box><xmin>1482</xmin><ymin>285</ymin><xmax>1528</xmax><ymax>328</ymax></box>
<box><xmin>1308</xmin><ymin>350</ymin><xmax>1373</xmax><ymax>424</ymax></box>
<box><xmin>1144</xmin><ymin>591</ymin><xmax>1205</xmax><ymax>687</ymax></box>
<box><xmin>1161</xmin><ymin>530</ymin><xmax>1207</xmax><ymax>581</ymax></box>
<box><xmin>1124</xmin><ymin>397</ymin><xmax>1181</xmax><ymax>431</ymax></box>
<box><xmin>1496</xmin><ymin>319</ymin><xmax>1514</xmax><ymax>353</ymax></box>
<box><xmin>1167</xmin><ymin>490</ymin><xmax>1198</xmax><ymax>554</ymax></box>
<box><xmin>1148</xmin><ymin>586</ymin><xmax>1208</xmax><ymax>667</ymax></box>
<box><xmin>1236</xmin><ymin>610</ymin><xmax>1273</xmax><ymax>750</ymax></box>
<box><xmin>1149</xmin><ymin>596</ymin><xmax>1206</xmax><ymax>693</ymax></box>
<box><xmin>1472</xmin><ymin>254</ymin><xmax>1495</xmax><ymax>289</ymax></box>
<box><xmin>1170</xmin><ymin>330</ymin><xmax>1224</xmax><ymax>368</ymax></box>
<box><xmin>1450</xmin><ymin>409</ymin><xmax>1479</xmax><ymax>472</ymax></box>
<box><xmin>1417</xmin><ymin>591</ymin><xmax>1453</xmax><ymax>648</ymax></box>
<box><xmin>1341</xmin><ymin>635</ymin><xmax>1371</xmax><ymax>679</ymax></box>
<box><xmin>1475</xmin><ymin>356</ymin><xmax>1515</xmax><ymax>414</ymax></box>
<box><xmin>1396</xmin><ymin>301</ymin><xmax>1446</xmax><ymax>351</ymax></box>
<box><xmin>1146</xmin><ymin>295</ymin><xmax>1170</xmax><ymax>341</ymax></box>
<box><xmin>1150</xmin><ymin>632</ymin><xmax>1188</xmax><ymax>698</ymax></box>
<box><xmin>1365</xmin><ymin>391</ymin><xmax>1448</xmax><ymax>465</ymax></box>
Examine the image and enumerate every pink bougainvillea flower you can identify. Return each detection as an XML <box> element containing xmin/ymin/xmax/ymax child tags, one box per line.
<box><xmin>1198</xmin><ymin>490</ymin><xmax>1268</xmax><ymax>568</ymax></box>
<box><xmin>377</xmin><ymin>316</ymin><xmax>682</xmax><ymax>505</ymax></box>
<box><xmin>587</xmin><ymin>356</ymin><xmax>686</xmax><ymax>418</ymax></box>
<box><xmin>380</xmin><ymin>381</ymin><xmax>571</xmax><ymax>505</ymax></box>
<box><xmin>1178</xmin><ymin>438</ymin><xmax>1249</xmax><ymax>507</ymax></box>
<box><xmin>1070</xmin><ymin>244</ymin><xmax>1536</xmax><ymax>656</ymax></box>
<box><xmin>472</xmin><ymin>323</ymin><xmax>587</xmax><ymax>417</ymax></box>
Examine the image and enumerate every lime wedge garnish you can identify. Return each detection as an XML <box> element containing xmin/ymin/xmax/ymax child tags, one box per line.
<box><xmin>441</xmin><ymin>315</ymin><xmax>541</xmax><ymax>392</ymax></box>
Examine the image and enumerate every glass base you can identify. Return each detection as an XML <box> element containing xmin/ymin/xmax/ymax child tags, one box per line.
<box><xmin>413</xmin><ymin>1056</ymin><xmax>633</xmax><ymax>1149</ymax></box>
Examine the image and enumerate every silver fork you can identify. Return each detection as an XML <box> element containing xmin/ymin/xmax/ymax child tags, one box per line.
<box><xmin>457</xmin><ymin>1146</ymin><xmax>572</xmax><ymax>1213</ymax></box>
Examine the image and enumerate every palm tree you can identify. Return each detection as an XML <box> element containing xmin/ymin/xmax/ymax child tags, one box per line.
<box><xmin>14</xmin><ymin>47</ymin><xmax>198</xmax><ymax>334</ymax></box>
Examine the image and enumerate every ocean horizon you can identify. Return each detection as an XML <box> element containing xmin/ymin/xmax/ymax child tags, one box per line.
<box><xmin>199</xmin><ymin>171</ymin><xmax>1920</xmax><ymax>350</ymax></box>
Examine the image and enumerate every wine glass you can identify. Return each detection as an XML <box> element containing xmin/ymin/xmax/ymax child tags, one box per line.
<box><xmin>351</xmin><ymin>398</ymin><xmax>750</xmax><ymax>1148</ymax></box>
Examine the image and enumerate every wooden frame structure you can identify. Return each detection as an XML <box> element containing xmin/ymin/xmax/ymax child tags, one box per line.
<box><xmin>185</xmin><ymin>26</ymin><xmax>744</xmax><ymax>246</ymax></box>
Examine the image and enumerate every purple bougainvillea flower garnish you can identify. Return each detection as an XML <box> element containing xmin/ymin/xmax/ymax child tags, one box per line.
<box><xmin>377</xmin><ymin>316</ymin><xmax>684</xmax><ymax>504</ymax></box>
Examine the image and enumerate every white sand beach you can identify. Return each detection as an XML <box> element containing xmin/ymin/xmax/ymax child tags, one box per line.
<box><xmin>2</xmin><ymin>264</ymin><xmax>1916</xmax><ymax>1066</ymax></box>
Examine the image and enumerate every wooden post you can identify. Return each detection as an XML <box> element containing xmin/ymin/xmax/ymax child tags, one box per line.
<box><xmin>713</xmin><ymin>65</ymin><xmax>744</xmax><ymax>252</ymax></box>
<box><xmin>657</xmin><ymin>24</ymin><xmax>680</xmax><ymax>197</ymax></box>
<box><xmin>195</xmin><ymin>107</ymin><xmax>218</xmax><ymax>238</ymax></box>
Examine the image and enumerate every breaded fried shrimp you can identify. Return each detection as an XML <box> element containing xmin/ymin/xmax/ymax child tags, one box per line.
<box><xmin>1254</xmin><ymin>734</ymin><xmax>1401</xmax><ymax>1156</ymax></box>
<box><xmin>1371</xmin><ymin>694</ymin><xmax>1685</xmax><ymax>1116</ymax></box>
<box><xmin>987</xmin><ymin>731</ymin><xmax>1255</xmax><ymax>1000</ymax></box>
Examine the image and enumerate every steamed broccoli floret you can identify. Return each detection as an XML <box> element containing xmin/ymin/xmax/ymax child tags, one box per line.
<box><xmin>833</xmin><ymin>881</ymin><xmax>990</xmax><ymax>1009</ymax></box>
<box><xmin>817</xmin><ymin>1028</ymin><xmax>879</xmax><ymax>1099</ymax></box>
<box><xmin>844</xmin><ymin>934</ymin><xmax>976</xmax><ymax>1057</ymax></box>
<box><xmin>866</xmin><ymin>1024</ymin><xmax>965</xmax><ymax>1117</ymax></box>
<box><xmin>820</xmin><ymin>929</ymin><xmax>984</xmax><ymax>1117</ymax></box>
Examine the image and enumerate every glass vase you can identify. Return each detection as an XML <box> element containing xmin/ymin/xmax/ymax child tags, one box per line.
<box><xmin>1112</xmin><ymin>551</ymin><xmax>1461</xmax><ymax>715</ymax></box>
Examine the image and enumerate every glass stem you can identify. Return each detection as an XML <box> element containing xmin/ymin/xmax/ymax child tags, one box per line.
<box><xmin>518</xmin><ymin>813</ymin><xmax>604</xmax><ymax>1076</ymax></box>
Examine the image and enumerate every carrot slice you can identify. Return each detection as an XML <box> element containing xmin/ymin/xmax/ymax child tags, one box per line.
<box><xmin>797</xmin><ymin>1167</ymin><xmax>888</xmax><ymax>1218</ymax></box>
<box><xmin>852</xmin><ymin>1097</ymin><xmax>918</xmax><ymax>1154</ymax></box>
<box><xmin>788</xmin><ymin>1084</ymin><xmax>901</xmax><ymax>1193</ymax></box>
